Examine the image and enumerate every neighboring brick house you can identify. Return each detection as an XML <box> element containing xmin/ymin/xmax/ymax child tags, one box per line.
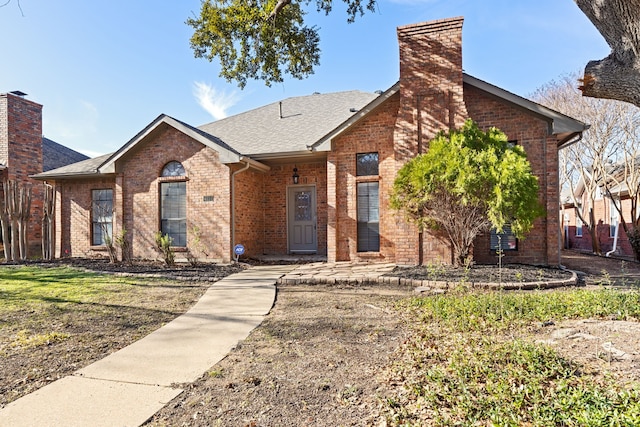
<box><xmin>561</xmin><ymin>167</ymin><xmax>637</xmax><ymax>258</ymax></box>
<box><xmin>34</xmin><ymin>17</ymin><xmax>587</xmax><ymax>266</ymax></box>
<box><xmin>0</xmin><ymin>91</ymin><xmax>89</xmax><ymax>252</ymax></box>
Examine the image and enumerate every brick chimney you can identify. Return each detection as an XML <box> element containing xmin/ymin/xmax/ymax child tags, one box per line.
<box><xmin>0</xmin><ymin>91</ymin><xmax>44</xmax><ymax>247</ymax></box>
<box><xmin>0</xmin><ymin>91</ymin><xmax>43</xmax><ymax>181</ymax></box>
<box><xmin>394</xmin><ymin>17</ymin><xmax>468</xmax><ymax>161</ymax></box>
<box><xmin>393</xmin><ymin>17</ymin><xmax>468</xmax><ymax>265</ymax></box>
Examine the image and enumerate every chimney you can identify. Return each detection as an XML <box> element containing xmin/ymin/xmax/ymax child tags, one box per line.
<box><xmin>0</xmin><ymin>91</ymin><xmax>45</xmax><ymax>247</ymax></box>
<box><xmin>0</xmin><ymin>91</ymin><xmax>43</xmax><ymax>181</ymax></box>
<box><xmin>395</xmin><ymin>17</ymin><xmax>468</xmax><ymax>161</ymax></box>
<box><xmin>392</xmin><ymin>18</ymin><xmax>468</xmax><ymax>266</ymax></box>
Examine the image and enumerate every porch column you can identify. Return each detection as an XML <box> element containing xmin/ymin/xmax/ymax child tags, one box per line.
<box><xmin>327</xmin><ymin>158</ymin><xmax>337</xmax><ymax>262</ymax></box>
<box><xmin>114</xmin><ymin>173</ymin><xmax>125</xmax><ymax>260</ymax></box>
<box><xmin>53</xmin><ymin>183</ymin><xmax>63</xmax><ymax>259</ymax></box>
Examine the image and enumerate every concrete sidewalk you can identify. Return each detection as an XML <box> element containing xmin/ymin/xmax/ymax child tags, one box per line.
<box><xmin>0</xmin><ymin>265</ymin><xmax>293</xmax><ymax>427</ymax></box>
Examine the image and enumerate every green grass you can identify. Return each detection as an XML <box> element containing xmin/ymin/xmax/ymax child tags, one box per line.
<box><xmin>0</xmin><ymin>265</ymin><xmax>163</xmax><ymax>311</ymax></box>
<box><xmin>383</xmin><ymin>288</ymin><xmax>640</xmax><ymax>426</ymax></box>
<box><xmin>0</xmin><ymin>265</ymin><xmax>185</xmax><ymax>352</ymax></box>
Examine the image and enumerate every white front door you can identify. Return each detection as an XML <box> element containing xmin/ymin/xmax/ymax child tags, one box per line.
<box><xmin>287</xmin><ymin>186</ymin><xmax>317</xmax><ymax>253</ymax></box>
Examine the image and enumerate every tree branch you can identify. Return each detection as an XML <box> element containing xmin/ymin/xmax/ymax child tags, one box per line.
<box><xmin>0</xmin><ymin>0</ymin><xmax>24</xmax><ymax>16</ymax></box>
<box><xmin>575</xmin><ymin>0</ymin><xmax>640</xmax><ymax>106</ymax></box>
<box><xmin>268</xmin><ymin>0</ymin><xmax>292</xmax><ymax>20</ymax></box>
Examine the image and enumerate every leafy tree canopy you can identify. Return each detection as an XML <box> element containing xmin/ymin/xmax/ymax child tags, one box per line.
<box><xmin>391</xmin><ymin>120</ymin><xmax>544</xmax><ymax>265</ymax></box>
<box><xmin>187</xmin><ymin>0</ymin><xmax>375</xmax><ymax>88</ymax></box>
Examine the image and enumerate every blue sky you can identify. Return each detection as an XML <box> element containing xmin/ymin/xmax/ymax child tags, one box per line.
<box><xmin>1</xmin><ymin>0</ymin><xmax>609</xmax><ymax>157</ymax></box>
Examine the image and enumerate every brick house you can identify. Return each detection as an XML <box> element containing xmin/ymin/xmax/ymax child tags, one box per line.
<box><xmin>1</xmin><ymin>91</ymin><xmax>88</xmax><ymax>252</ymax></box>
<box><xmin>34</xmin><ymin>17</ymin><xmax>587</xmax><ymax>266</ymax></box>
<box><xmin>561</xmin><ymin>166</ymin><xmax>637</xmax><ymax>258</ymax></box>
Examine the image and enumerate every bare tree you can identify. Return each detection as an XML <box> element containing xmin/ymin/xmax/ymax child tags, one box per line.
<box><xmin>41</xmin><ymin>183</ymin><xmax>55</xmax><ymax>261</ymax></box>
<box><xmin>0</xmin><ymin>183</ymin><xmax>9</xmax><ymax>262</ymax></box>
<box><xmin>0</xmin><ymin>180</ymin><xmax>32</xmax><ymax>262</ymax></box>
<box><xmin>599</xmin><ymin>111</ymin><xmax>640</xmax><ymax>260</ymax></box>
<box><xmin>532</xmin><ymin>72</ymin><xmax>634</xmax><ymax>254</ymax></box>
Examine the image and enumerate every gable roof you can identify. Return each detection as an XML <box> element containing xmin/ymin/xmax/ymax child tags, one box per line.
<box><xmin>311</xmin><ymin>74</ymin><xmax>589</xmax><ymax>152</ymax></box>
<box><xmin>35</xmin><ymin>76</ymin><xmax>588</xmax><ymax>180</ymax></box>
<box><xmin>98</xmin><ymin>114</ymin><xmax>242</xmax><ymax>174</ymax></box>
<box><xmin>42</xmin><ymin>137</ymin><xmax>90</xmax><ymax>172</ymax></box>
<box><xmin>462</xmin><ymin>74</ymin><xmax>589</xmax><ymax>147</ymax></box>
<box><xmin>34</xmin><ymin>114</ymin><xmax>244</xmax><ymax>179</ymax></box>
<box><xmin>198</xmin><ymin>91</ymin><xmax>378</xmax><ymax>160</ymax></box>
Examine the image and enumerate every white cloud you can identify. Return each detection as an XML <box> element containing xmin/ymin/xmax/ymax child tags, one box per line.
<box><xmin>193</xmin><ymin>82</ymin><xmax>240</xmax><ymax>121</ymax></box>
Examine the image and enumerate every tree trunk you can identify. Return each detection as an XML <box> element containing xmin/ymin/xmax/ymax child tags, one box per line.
<box><xmin>42</xmin><ymin>184</ymin><xmax>55</xmax><ymax>261</ymax></box>
<box><xmin>588</xmin><ymin>208</ymin><xmax>602</xmax><ymax>255</ymax></box>
<box><xmin>575</xmin><ymin>0</ymin><xmax>640</xmax><ymax>107</ymax></box>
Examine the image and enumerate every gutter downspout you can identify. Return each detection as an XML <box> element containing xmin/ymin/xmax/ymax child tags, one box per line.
<box><xmin>606</xmin><ymin>221</ymin><xmax>620</xmax><ymax>257</ymax></box>
<box><xmin>231</xmin><ymin>160</ymin><xmax>251</xmax><ymax>261</ymax></box>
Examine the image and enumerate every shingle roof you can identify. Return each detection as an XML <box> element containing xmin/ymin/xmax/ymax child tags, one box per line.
<box><xmin>97</xmin><ymin>114</ymin><xmax>242</xmax><ymax>174</ymax></box>
<box><xmin>42</xmin><ymin>137</ymin><xmax>90</xmax><ymax>172</ymax></box>
<box><xmin>33</xmin><ymin>152</ymin><xmax>113</xmax><ymax>179</ymax></box>
<box><xmin>198</xmin><ymin>91</ymin><xmax>378</xmax><ymax>157</ymax></box>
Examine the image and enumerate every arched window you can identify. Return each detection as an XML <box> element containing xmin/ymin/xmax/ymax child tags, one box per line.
<box><xmin>159</xmin><ymin>161</ymin><xmax>186</xmax><ymax>246</ymax></box>
<box><xmin>161</xmin><ymin>161</ymin><xmax>186</xmax><ymax>177</ymax></box>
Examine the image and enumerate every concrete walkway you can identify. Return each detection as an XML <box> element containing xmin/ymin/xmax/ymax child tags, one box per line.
<box><xmin>0</xmin><ymin>265</ymin><xmax>293</xmax><ymax>427</ymax></box>
<box><xmin>278</xmin><ymin>261</ymin><xmax>397</xmax><ymax>285</ymax></box>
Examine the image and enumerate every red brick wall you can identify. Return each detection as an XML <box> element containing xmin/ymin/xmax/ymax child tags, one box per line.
<box><xmin>464</xmin><ymin>84</ymin><xmax>559</xmax><ymax>265</ymax></box>
<box><xmin>0</xmin><ymin>93</ymin><xmax>44</xmax><ymax>251</ymax></box>
<box><xmin>57</xmin><ymin>125</ymin><xmax>233</xmax><ymax>262</ymax></box>
<box><xmin>563</xmin><ymin>197</ymin><xmax>635</xmax><ymax>257</ymax></box>
<box><xmin>233</xmin><ymin>166</ymin><xmax>265</xmax><ymax>257</ymax></box>
<box><xmin>329</xmin><ymin>95</ymin><xmax>398</xmax><ymax>262</ymax></box>
<box><xmin>261</xmin><ymin>162</ymin><xmax>327</xmax><ymax>255</ymax></box>
<box><xmin>54</xmin><ymin>177</ymin><xmax>115</xmax><ymax>257</ymax></box>
<box><xmin>393</xmin><ymin>18</ymin><xmax>468</xmax><ymax>265</ymax></box>
<box><xmin>117</xmin><ymin>126</ymin><xmax>232</xmax><ymax>262</ymax></box>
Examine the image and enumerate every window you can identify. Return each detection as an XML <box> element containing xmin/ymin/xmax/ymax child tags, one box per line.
<box><xmin>162</xmin><ymin>161</ymin><xmax>186</xmax><ymax>177</ymax></box>
<box><xmin>160</xmin><ymin>181</ymin><xmax>187</xmax><ymax>247</ymax></box>
<box><xmin>575</xmin><ymin>207</ymin><xmax>583</xmax><ymax>237</ymax></box>
<box><xmin>92</xmin><ymin>189</ymin><xmax>113</xmax><ymax>246</ymax></box>
<box><xmin>356</xmin><ymin>152</ymin><xmax>380</xmax><ymax>252</ymax></box>
<box><xmin>356</xmin><ymin>153</ymin><xmax>379</xmax><ymax>176</ymax></box>
<box><xmin>490</xmin><ymin>224</ymin><xmax>517</xmax><ymax>251</ymax></box>
<box><xmin>610</xmin><ymin>199</ymin><xmax>619</xmax><ymax>238</ymax></box>
<box><xmin>357</xmin><ymin>182</ymin><xmax>380</xmax><ymax>252</ymax></box>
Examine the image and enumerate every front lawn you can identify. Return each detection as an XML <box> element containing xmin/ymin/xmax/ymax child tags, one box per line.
<box><xmin>0</xmin><ymin>265</ymin><xmax>211</xmax><ymax>407</ymax></box>
<box><xmin>381</xmin><ymin>287</ymin><xmax>640</xmax><ymax>426</ymax></box>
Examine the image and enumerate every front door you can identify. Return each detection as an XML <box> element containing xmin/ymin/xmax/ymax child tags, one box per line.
<box><xmin>287</xmin><ymin>185</ymin><xmax>317</xmax><ymax>253</ymax></box>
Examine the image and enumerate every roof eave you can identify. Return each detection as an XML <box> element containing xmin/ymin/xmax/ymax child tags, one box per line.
<box><xmin>31</xmin><ymin>171</ymin><xmax>112</xmax><ymax>181</ymax></box>
<box><xmin>98</xmin><ymin>115</ymin><xmax>242</xmax><ymax>174</ymax></box>
<box><xmin>249</xmin><ymin>150</ymin><xmax>319</xmax><ymax>160</ymax></box>
<box><xmin>463</xmin><ymin>74</ymin><xmax>589</xmax><ymax>138</ymax></box>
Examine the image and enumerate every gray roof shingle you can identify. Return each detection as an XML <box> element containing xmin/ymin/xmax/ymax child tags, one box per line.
<box><xmin>42</xmin><ymin>137</ymin><xmax>90</xmax><ymax>172</ymax></box>
<box><xmin>34</xmin><ymin>152</ymin><xmax>113</xmax><ymax>179</ymax></box>
<box><xmin>198</xmin><ymin>91</ymin><xmax>378</xmax><ymax>157</ymax></box>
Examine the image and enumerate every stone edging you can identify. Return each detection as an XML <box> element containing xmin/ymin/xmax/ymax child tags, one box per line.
<box><xmin>277</xmin><ymin>270</ymin><xmax>578</xmax><ymax>292</ymax></box>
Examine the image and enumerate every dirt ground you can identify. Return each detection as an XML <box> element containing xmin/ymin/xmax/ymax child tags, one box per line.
<box><xmin>147</xmin><ymin>284</ymin><xmax>410</xmax><ymax>427</ymax></box>
<box><xmin>4</xmin><ymin>252</ymin><xmax>640</xmax><ymax>426</ymax></box>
